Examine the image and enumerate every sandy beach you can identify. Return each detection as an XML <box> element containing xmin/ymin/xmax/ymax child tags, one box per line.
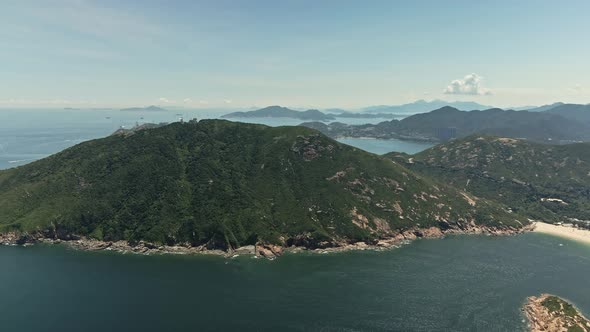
<box><xmin>533</xmin><ymin>222</ymin><xmax>590</xmax><ymax>245</ymax></box>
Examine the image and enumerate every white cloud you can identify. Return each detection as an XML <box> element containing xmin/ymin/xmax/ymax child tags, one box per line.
<box><xmin>158</xmin><ymin>97</ymin><xmax>174</xmax><ymax>103</ymax></box>
<box><xmin>183</xmin><ymin>98</ymin><xmax>193</xmax><ymax>103</ymax></box>
<box><xmin>199</xmin><ymin>100</ymin><xmax>209</xmax><ymax>105</ymax></box>
<box><xmin>224</xmin><ymin>99</ymin><xmax>233</xmax><ymax>104</ymax></box>
<box><xmin>444</xmin><ymin>73</ymin><xmax>492</xmax><ymax>95</ymax></box>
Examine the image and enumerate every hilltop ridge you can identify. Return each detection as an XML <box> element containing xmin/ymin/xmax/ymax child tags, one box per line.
<box><xmin>0</xmin><ymin>120</ymin><xmax>523</xmax><ymax>255</ymax></box>
<box><xmin>387</xmin><ymin>135</ymin><xmax>590</xmax><ymax>223</ymax></box>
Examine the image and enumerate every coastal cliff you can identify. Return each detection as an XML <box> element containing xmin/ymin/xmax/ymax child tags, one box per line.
<box><xmin>0</xmin><ymin>224</ymin><xmax>531</xmax><ymax>259</ymax></box>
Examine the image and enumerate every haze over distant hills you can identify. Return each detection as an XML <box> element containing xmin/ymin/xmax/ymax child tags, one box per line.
<box><xmin>362</xmin><ymin>100</ymin><xmax>494</xmax><ymax>113</ymax></box>
<box><xmin>544</xmin><ymin>103</ymin><xmax>590</xmax><ymax>125</ymax></box>
<box><xmin>223</xmin><ymin>105</ymin><xmax>336</xmax><ymax>121</ymax></box>
<box><xmin>224</xmin><ymin>105</ymin><xmax>406</xmax><ymax>120</ymax></box>
<box><xmin>517</xmin><ymin>102</ymin><xmax>565</xmax><ymax>112</ymax></box>
<box><xmin>302</xmin><ymin>106</ymin><xmax>590</xmax><ymax>144</ymax></box>
<box><xmin>120</xmin><ymin>105</ymin><xmax>168</xmax><ymax>112</ymax></box>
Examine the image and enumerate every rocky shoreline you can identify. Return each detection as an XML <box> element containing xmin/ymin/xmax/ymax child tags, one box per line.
<box><xmin>0</xmin><ymin>224</ymin><xmax>532</xmax><ymax>260</ymax></box>
<box><xmin>523</xmin><ymin>294</ymin><xmax>590</xmax><ymax>332</ymax></box>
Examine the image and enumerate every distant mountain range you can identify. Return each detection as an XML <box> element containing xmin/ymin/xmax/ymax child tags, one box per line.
<box><xmin>518</xmin><ymin>102</ymin><xmax>565</xmax><ymax>112</ymax></box>
<box><xmin>362</xmin><ymin>100</ymin><xmax>494</xmax><ymax>113</ymax></box>
<box><xmin>544</xmin><ymin>103</ymin><xmax>590</xmax><ymax>125</ymax></box>
<box><xmin>223</xmin><ymin>105</ymin><xmax>426</xmax><ymax>121</ymax></box>
<box><xmin>302</xmin><ymin>106</ymin><xmax>590</xmax><ymax>143</ymax></box>
<box><xmin>223</xmin><ymin>101</ymin><xmax>590</xmax><ymax>123</ymax></box>
<box><xmin>120</xmin><ymin>105</ymin><xmax>167</xmax><ymax>112</ymax></box>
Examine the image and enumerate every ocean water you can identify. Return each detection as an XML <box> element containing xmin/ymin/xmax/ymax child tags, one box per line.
<box><xmin>0</xmin><ymin>109</ymin><xmax>414</xmax><ymax>170</ymax></box>
<box><xmin>336</xmin><ymin>137</ymin><xmax>434</xmax><ymax>155</ymax></box>
<box><xmin>0</xmin><ymin>233</ymin><xmax>589</xmax><ymax>331</ymax></box>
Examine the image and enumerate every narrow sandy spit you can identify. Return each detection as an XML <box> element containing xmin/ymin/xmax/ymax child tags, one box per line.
<box><xmin>533</xmin><ymin>222</ymin><xmax>590</xmax><ymax>245</ymax></box>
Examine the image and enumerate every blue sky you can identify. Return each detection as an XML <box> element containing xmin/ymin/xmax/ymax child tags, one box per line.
<box><xmin>2</xmin><ymin>0</ymin><xmax>589</xmax><ymax>109</ymax></box>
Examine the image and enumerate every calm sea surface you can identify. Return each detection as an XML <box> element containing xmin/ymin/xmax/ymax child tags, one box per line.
<box><xmin>1</xmin><ymin>233</ymin><xmax>589</xmax><ymax>331</ymax></box>
<box><xmin>0</xmin><ymin>109</ymin><xmax>416</xmax><ymax>170</ymax></box>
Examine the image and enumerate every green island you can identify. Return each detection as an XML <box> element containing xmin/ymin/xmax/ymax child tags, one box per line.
<box><xmin>524</xmin><ymin>294</ymin><xmax>590</xmax><ymax>332</ymax></box>
<box><xmin>0</xmin><ymin>120</ymin><xmax>527</xmax><ymax>257</ymax></box>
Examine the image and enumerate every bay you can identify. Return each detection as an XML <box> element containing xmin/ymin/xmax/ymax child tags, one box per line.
<box><xmin>1</xmin><ymin>233</ymin><xmax>589</xmax><ymax>331</ymax></box>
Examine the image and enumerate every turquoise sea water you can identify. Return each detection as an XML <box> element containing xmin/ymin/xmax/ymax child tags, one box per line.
<box><xmin>1</xmin><ymin>233</ymin><xmax>589</xmax><ymax>331</ymax></box>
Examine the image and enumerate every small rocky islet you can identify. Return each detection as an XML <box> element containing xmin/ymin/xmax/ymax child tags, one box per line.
<box><xmin>524</xmin><ymin>294</ymin><xmax>590</xmax><ymax>332</ymax></box>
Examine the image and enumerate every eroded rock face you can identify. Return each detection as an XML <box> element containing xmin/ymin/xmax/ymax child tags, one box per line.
<box><xmin>233</xmin><ymin>245</ymin><xmax>255</xmax><ymax>255</ymax></box>
<box><xmin>255</xmin><ymin>243</ymin><xmax>283</xmax><ymax>259</ymax></box>
<box><xmin>415</xmin><ymin>227</ymin><xmax>444</xmax><ymax>238</ymax></box>
<box><xmin>291</xmin><ymin>134</ymin><xmax>335</xmax><ymax>161</ymax></box>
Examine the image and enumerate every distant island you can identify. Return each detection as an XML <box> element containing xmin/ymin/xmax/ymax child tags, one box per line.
<box><xmin>524</xmin><ymin>294</ymin><xmax>590</xmax><ymax>332</ymax></box>
<box><xmin>223</xmin><ymin>105</ymin><xmax>336</xmax><ymax>121</ymax></box>
<box><xmin>120</xmin><ymin>105</ymin><xmax>168</xmax><ymax>112</ymax></box>
<box><xmin>302</xmin><ymin>105</ymin><xmax>590</xmax><ymax>144</ymax></box>
<box><xmin>220</xmin><ymin>101</ymin><xmax>590</xmax><ymax>123</ymax></box>
<box><xmin>223</xmin><ymin>105</ymin><xmax>405</xmax><ymax>121</ymax></box>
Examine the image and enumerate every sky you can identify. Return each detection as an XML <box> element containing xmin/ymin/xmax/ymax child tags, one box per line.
<box><xmin>1</xmin><ymin>0</ymin><xmax>590</xmax><ymax>109</ymax></box>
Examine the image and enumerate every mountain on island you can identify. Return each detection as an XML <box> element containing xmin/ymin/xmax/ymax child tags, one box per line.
<box><xmin>222</xmin><ymin>106</ymin><xmax>336</xmax><ymax>121</ymax></box>
<box><xmin>0</xmin><ymin>120</ymin><xmax>521</xmax><ymax>253</ymax></box>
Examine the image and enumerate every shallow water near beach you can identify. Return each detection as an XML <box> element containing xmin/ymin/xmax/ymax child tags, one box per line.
<box><xmin>1</xmin><ymin>232</ymin><xmax>589</xmax><ymax>331</ymax></box>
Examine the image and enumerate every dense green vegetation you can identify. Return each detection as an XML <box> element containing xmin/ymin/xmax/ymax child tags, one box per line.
<box><xmin>387</xmin><ymin>136</ymin><xmax>590</xmax><ymax>223</ymax></box>
<box><xmin>541</xmin><ymin>296</ymin><xmax>590</xmax><ymax>332</ymax></box>
<box><xmin>0</xmin><ymin>120</ymin><xmax>521</xmax><ymax>249</ymax></box>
